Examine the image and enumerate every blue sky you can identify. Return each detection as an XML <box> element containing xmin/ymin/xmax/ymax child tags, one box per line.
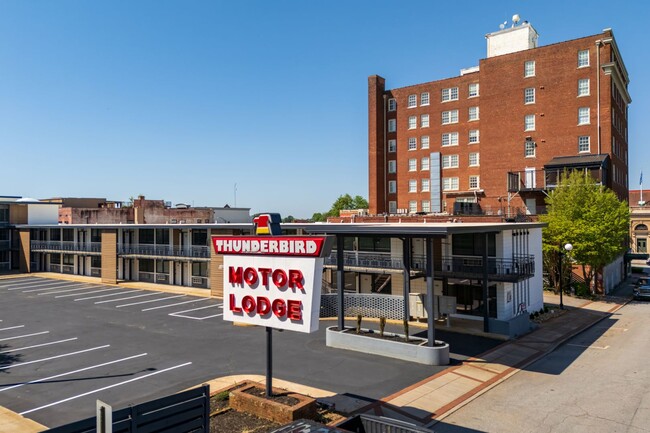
<box><xmin>1</xmin><ymin>1</ymin><xmax>647</xmax><ymax>218</ymax></box>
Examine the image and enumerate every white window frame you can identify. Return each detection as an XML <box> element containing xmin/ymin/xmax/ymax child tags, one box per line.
<box><xmin>408</xmin><ymin>137</ymin><xmax>417</xmax><ymax>151</ymax></box>
<box><xmin>524</xmin><ymin>60</ymin><xmax>535</xmax><ymax>77</ymax></box>
<box><xmin>408</xmin><ymin>179</ymin><xmax>417</xmax><ymax>193</ymax></box>
<box><xmin>442</xmin><ymin>154</ymin><xmax>459</xmax><ymax>169</ymax></box>
<box><xmin>421</xmin><ymin>157</ymin><xmax>430</xmax><ymax>171</ymax></box>
<box><xmin>442</xmin><ymin>132</ymin><xmax>459</xmax><ymax>147</ymax></box>
<box><xmin>524</xmin><ymin>114</ymin><xmax>535</xmax><ymax>131</ymax></box>
<box><xmin>578</xmin><ymin>49</ymin><xmax>589</xmax><ymax>68</ymax></box>
<box><xmin>469</xmin><ymin>175</ymin><xmax>480</xmax><ymax>190</ymax></box>
<box><xmin>468</xmin><ymin>83</ymin><xmax>479</xmax><ymax>98</ymax></box>
<box><xmin>409</xmin><ymin>201</ymin><xmax>418</xmax><ymax>213</ymax></box>
<box><xmin>469</xmin><ymin>130</ymin><xmax>480</xmax><ymax>143</ymax></box>
<box><xmin>421</xmin><ymin>178</ymin><xmax>430</xmax><ymax>192</ymax></box>
<box><xmin>578</xmin><ymin>78</ymin><xmax>590</xmax><ymax>96</ymax></box>
<box><xmin>420</xmin><ymin>114</ymin><xmax>429</xmax><ymax>128</ymax></box>
<box><xmin>578</xmin><ymin>107</ymin><xmax>590</xmax><ymax>125</ymax></box>
<box><xmin>525</xmin><ymin>141</ymin><xmax>536</xmax><ymax>157</ymax></box>
<box><xmin>524</xmin><ymin>87</ymin><xmax>535</xmax><ymax>104</ymax></box>
<box><xmin>578</xmin><ymin>136</ymin><xmax>590</xmax><ymax>153</ymax></box>
<box><xmin>389</xmin><ymin>201</ymin><xmax>397</xmax><ymax>214</ymax></box>
<box><xmin>388</xmin><ymin>180</ymin><xmax>397</xmax><ymax>194</ymax></box>
<box><xmin>469</xmin><ymin>152</ymin><xmax>479</xmax><ymax>167</ymax></box>
<box><xmin>388</xmin><ymin>119</ymin><xmax>396</xmax><ymax>132</ymax></box>
<box><xmin>388</xmin><ymin>160</ymin><xmax>396</xmax><ymax>173</ymax></box>
<box><xmin>442</xmin><ymin>87</ymin><xmax>459</xmax><ymax>102</ymax></box>
<box><xmin>442</xmin><ymin>177</ymin><xmax>459</xmax><ymax>191</ymax></box>
<box><xmin>388</xmin><ymin>139</ymin><xmax>396</xmax><ymax>153</ymax></box>
<box><xmin>421</xmin><ymin>200</ymin><xmax>430</xmax><ymax>213</ymax></box>
<box><xmin>408</xmin><ymin>116</ymin><xmax>417</xmax><ymax>130</ymax></box>
<box><xmin>468</xmin><ymin>106</ymin><xmax>479</xmax><ymax>121</ymax></box>
<box><xmin>420</xmin><ymin>92</ymin><xmax>430</xmax><ymax>106</ymax></box>
<box><xmin>421</xmin><ymin>136</ymin><xmax>430</xmax><ymax>149</ymax></box>
<box><xmin>388</xmin><ymin>98</ymin><xmax>397</xmax><ymax>111</ymax></box>
<box><xmin>441</xmin><ymin>110</ymin><xmax>458</xmax><ymax>124</ymax></box>
<box><xmin>408</xmin><ymin>94</ymin><xmax>417</xmax><ymax>108</ymax></box>
<box><xmin>408</xmin><ymin>158</ymin><xmax>417</xmax><ymax>172</ymax></box>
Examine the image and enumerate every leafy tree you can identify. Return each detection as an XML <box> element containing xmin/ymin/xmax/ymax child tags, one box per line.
<box><xmin>311</xmin><ymin>212</ymin><xmax>326</xmax><ymax>222</ymax></box>
<box><xmin>326</xmin><ymin>194</ymin><xmax>369</xmax><ymax>218</ymax></box>
<box><xmin>282</xmin><ymin>215</ymin><xmax>295</xmax><ymax>223</ymax></box>
<box><xmin>540</xmin><ymin>170</ymin><xmax>629</xmax><ymax>293</ymax></box>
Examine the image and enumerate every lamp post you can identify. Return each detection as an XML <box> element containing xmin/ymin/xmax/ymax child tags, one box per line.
<box><xmin>558</xmin><ymin>243</ymin><xmax>573</xmax><ymax>310</ymax></box>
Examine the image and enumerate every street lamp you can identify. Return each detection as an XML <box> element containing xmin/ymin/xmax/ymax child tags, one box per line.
<box><xmin>558</xmin><ymin>243</ymin><xmax>573</xmax><ymax>310</ymax></box>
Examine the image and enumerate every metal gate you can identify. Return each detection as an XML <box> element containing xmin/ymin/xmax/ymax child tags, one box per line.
<box><xmin>45</xmin><ymin>385</ymin><xmax>210</xmax><ymax>433</ymax></box>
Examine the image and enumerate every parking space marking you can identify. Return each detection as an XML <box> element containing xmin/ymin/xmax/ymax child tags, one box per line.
<box><xmin>57</xmin><ymin>288</ymin><xmax>122</xmax><ymax>298</ymax></box>
<box><xmin>38</xmin><ymin>286</ymin><xmax>97</xmax><ymax>295</ymax></box>
<box><xmin>115</xmin><ymin>294</ymin><xmax>186</xmax><ymax>308</ymax></box>
<box><xmin>0</xmin><ymin>345</ymin><xmax>110</xmax><ymax>371</ymax></box>
<box><xmin>0</xmin><ymin>338</ymin><xmax>78</xmax><ymax>354</ymax></box>
<box><xmin>74</xmin><ymin>290</ymin><xmax>143</xmax><ymax>301</ymax></box>
<box><xmin>169</xmin><ymin>304</ymin><xmax>222</xmax><ymax>320</ymax></box>
<box><xmin>0</xmin><ymin>279</ymin><xmax>50</xmax><ymax>288</ymax></box>
<box><xmin>0</xmin><ymin>331</ymin><xmax>49</xmax><ymax>342</ymax></box>
<box><xmin>0</xmin><ymin>325</ymin><xmax>25</xmax><ymax>332</ymax></box>
<box><xmin>23</xmin><ymin>283</ymin><xmax>88</xmax><ymax>293</ymax></box>
<box><xmin>141</xmin><ymin>298</ymin><xmax>210</xmax><ymax>312</ymax></box>
<box><xmin>20</xmin><ymin>361</ymin><xmax>193</xmax><ymax>415</ymax></box>
<box><xmin>7</xmin><ymin>281</ymin><xmax>72</xmax><ymax>291</ymax></box>
<box><xmin>94</xmin><ymin>292</ymin><xmax>160</xmax><ymax>305</ymax></box>
<box><xmin>0</xmin><ymin>352</ymin><xmax>148</xmax><ymax>393</ymax></box>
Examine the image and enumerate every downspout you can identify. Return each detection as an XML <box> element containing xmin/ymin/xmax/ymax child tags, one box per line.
<box><xmin>383</xmin><ymin>94</ymin><xmax>387</xmax><ymax>212</ymax></box>
<box><xmin>596</xmin><ymin>39</ymin><xmax>602</xmax><ymax>155</ymax></box>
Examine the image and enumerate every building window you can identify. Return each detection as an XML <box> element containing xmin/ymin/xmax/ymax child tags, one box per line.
<box><xmin>442</xmin><ymin>87</ymin><xmax>459</xmax><ymax>102</ymax></box>
<box><xmin>524</xmin><ymin>87</ymin><xmax>535</xmax><ymax>104</ymax></box>
<box><xmin>388</xmin><ymin>139</ymin><xmax>396</xmax><ymax>152</ymax></box>
<box><xmin>409</xmin><ymin>179</ymin><xmax>417</xmax><ymax>193</ymax></box>
<box><xmin>409</xmin><ymin>201</ymin><xmax>418</xmax><ymax>213</ymax></box>
<box><xmin>525</xmin><ymin>114</ymin><xmax>535</xmax><ymax>131</ymax></box>
<box><xmin>443</xmin><ymin>177</ymin><xmax>459</xmax><ymax>191</ymax></box>
<box><xmin>442</xmin><ymin>154</ymin><xmax>459</xmax><ymax>168</ymax></box>
<box><xmin>388</xmin><ymin>181</ymin><xmax>396</xmax><ymax>194</ymax></box>
<box><xmin>468</xmin><ymin>83</ymin><xmax>479</xmax><ymax>98</ymax></box>
<box><xmin>421</xmin><ymin>157</ymin><xmax>430</xmax><ymax>171</ymax></box>
<box><xmin>420</xmin><ymin>114</ymin><xmax>429</xmax><ymax>128</ymax></box>
<box><xmin>408</xmin><ymin>137</ymin><xmax>417</xmax><ymax>151</ymax></box>
<box><xmin>468</xmin><ymin>106</ymin><xmax>479</xmax><ymax>121</ymax></box>
<box><xmin>408</xmin><ymin>116</ymin><xmax>417</xmax><ymax>129</ymax></box>
<box><xmin>421</xmin><ymin>92</ymin><xmax>430</xmax><ymax>106</ymax></box>
<box><xmin>388</xmin><ymin>119</ymin><xmax>396</xmax><ymax>132</ymax></box>
<box><xmin>578</xmin><ymin>107</ymin><xmax>590</xmax><ymax>125</ymax></box>
<box><xmin>388</xmin><ymin>160</ymin><xmax>396</xmax><ymax>173</ymax></box>
<box><xmin>389</xmin><ymin>201</ymin><xmax>397</xmax><ymax>214</ymax></box>
<box><xmin>408</xmin><ymin>94</ymin><xmax>417</xmax><ymax>108</ymax></box>
<box><xmin>469</xmin><ymin>130</ymin><xmax>480</xmax><ymax>143</ymax></box>
<box><xmin>421</xmin><ymin>136</ymin><xmax>430</xmax><ymax>149</ymax></box>
<box><xmin>525</xmin><ymin>141</ymin><xmax>536</xmax><ymax>157</ymax></box>
<box><xmin>421</xmin><ymin>178</ymin><xmax>430</xmax><ymax>192</ymax></box>
<box><xmin>469</xmin><ymin>176</ymin><xmax>480</xmax><ymax>189</ymax></box>
<box><xmin>578</xmin><ymin>136</ymin><xmax>590</xmax><ymax>153</ymax></box>
<box><xmin>578</xmin><ymin>78</ymin><xmax>590</xmax><ymax>96</ymax></box>
<box><xmin>469</xmin><ymin>152</ymin><xmax>480</xmax><ymax>166</ymax></box>
<box><xmin>388</xmin><ymin>98</ymin><xmax>396</xmax><ymax>111</ymax></box>
<box><xmin>421</xmin><ymin>200</ymin><xmax>431</xmax><ymax>213</ymax></box>
<box><xmin>578</xmin><ymin>49</ymin><xmax>589</xmax><ymax>67</ymax></box>
<box><xmin>442</xmin><ymin>110</ymin><xmax>459</xmax><ymax>124</ymax></box>
<box><xmin>408</xmin><ymin>158</ymin><xmax>417</xmax><ymax>171</ymax></box>
<box><xmin>524</xmin><ymin>60</ymin><xmax>535</xmax><ymax>77</ymax></box>
<box><xmin>442</xmin><ymin>132</ymin><xmax>459</xmax><ymax>146</ymax></box>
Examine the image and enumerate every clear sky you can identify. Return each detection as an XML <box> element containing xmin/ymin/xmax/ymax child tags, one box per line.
<box><xmin>1</xmin><ymin>1</ymin><xmax>647</xmax><ymax>218</ymax></box>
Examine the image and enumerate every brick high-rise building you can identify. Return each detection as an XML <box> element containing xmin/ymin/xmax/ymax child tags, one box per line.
<box><xmin>369</xmin><ymin>21</ymin><xmax>630</xmax><ymax>218</ymax></box>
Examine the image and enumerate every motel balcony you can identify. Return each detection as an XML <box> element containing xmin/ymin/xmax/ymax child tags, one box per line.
<box><xmin>31</xmin><ymin>241</ymin><xmax>102</xmax><ymax>255</ymax></box>
<box><xmin>325</xmin><ymin>251</ymin><xmax>534</xmax><ymax>282</ymax></box>
<box><xmin>117</xmin><ymin>244</ymin><xmax>210</xmax><ymax>260</ymax></box>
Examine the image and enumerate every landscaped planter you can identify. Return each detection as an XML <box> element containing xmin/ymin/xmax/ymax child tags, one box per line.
<box><xmin>326</xmin><ymin>326</ymin><xmax>450</xmax><ymax>365</ymax></box>
<box><xmin>229</xmin><ymin>381</ymin><xmax>317</xmax><ymax>424</ymax></box>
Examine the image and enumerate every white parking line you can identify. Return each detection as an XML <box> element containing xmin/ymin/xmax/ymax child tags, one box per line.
<box><xmin>8</xmin><ymin>281</ymin><xmax>72</xmax><ymax>291</ymax></box>
<box><xmin>170</xmin><ymin>304</ymin><xmax>223</xmax><ymax>320</ymax></box>
<box><xmin>0</xmin><ymin>325</ymin><xmax>25</xmax><ymax>332</ymax></box>
<box><xmin>0</xmin><ymin>345</ymin><xmax>110</xmax><ymax>371</ymax></box>
<box><xmin>0</xmin><ymin>331</ymin><xmax>49</xmax><ymax>342</ymax></box>
<box><xmin>0</xmin><ymin>278</ymin><xmax>47</xmax><ymax>287</ymax></box>
<box><xmin>0</xmin><ymin>338</ymin><xmax>78</xmax><ymax>354</ymax></box>
<box><xmin>23</xmin><ymin>283</ymin><xmax>87</xmax><ymax>293</ymax></box>
<box><xmin>20</xmin><ymin>362</ymin><xmax>192</xmax><ymax>415</ymax></box>
<box><xmin>94</xmin><ymin>292</ymin><xmax>160</xmax><ymax>305</ymax></box>
<box><xmin>0</xmin><ymin>352</ymin><xmax>148</xmax><ymax>393</ymax></box>
<box><xmin>57</xmin><ymin>288</ymin><xmax>122</xmax><ymax>298</ymax></box>
<box><xmin>141</xmin><ymin>298</ymin><xmax>210</xmax><ymax>312</ymax></box>
<box><xmin>74</xmin><ymin>290</ymin><xmax>142</xmax><ymax>301</ymax></box>
<box><xmin>38</xmin><ymin>286</ymin><xmax>96</xmax><ymax>295</ymax></box>
<box><xmin>170</xmin><ymin>304</ymin><xmax>222</xmax><ymax>315</ymax></box>
<box><xmin>116</xmin><ymin>294</ymin><xmax>186</xmax><ymax>308</ymax></box>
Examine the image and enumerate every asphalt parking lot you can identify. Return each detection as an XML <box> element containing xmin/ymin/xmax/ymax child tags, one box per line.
<box><xmin>0</xmin><ymin>276</ymin><xmax>503</xmax><ymax>428</ymax></box>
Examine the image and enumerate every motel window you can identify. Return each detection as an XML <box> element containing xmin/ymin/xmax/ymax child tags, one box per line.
<box><xmin>421</xmin><ymin>92</ymin><xmax>430</xmax><ymax>106</ymax></box>
<box><xmin>442</xmin><ymin>110</ymin><xmax>458</xmax><ymax>124</ymax></box>
<box><xmin>421</xmin><ymin>136</ymin><xmax>430</xmax><ymax>149</ymax></box>
<box><xmin>578</xmin><ymin>78</ymin><xmax>590</xmax><ymax>96</ymax></box>
<box><xmin>139</xmin><ymin>259</ymin><xmax>155</xmax><ymax>273</ymax></box>
<box><xmin>421</xmin><ymin>114</ymin><xmax>430</xmax><ymax>128</ymax></box>
<box><xmin>63</xmin><ymin>229</ymin><xmax>74</xmax><ymax>242</ymax></box>
<box><xmin>409</xmin><ymin>180</ymin><xmax>417</xmax><ymax>193</ymax></box>
<box><xmin>453</xmin><ymin>233</ymin><xmax>496</xmax><ymax>256</ymax></box>
<box><xmin>442</xmin><ymin>154</ymin><xmax>459</xmax><ymax>169</ymax></box>
<box><xmin>421</xmin><ymin>178</ymin><xmax>430</xmax><ymax>192</ymax></box>
<box><xmin>408</xmin><ymin>158</ymin><xmax>417</xmax><ymax>172</ymax></box>
<box><xmin>525</xmin><ymin>141</ymin><xmax>536</xmax><ymax>157</ymax></box>
<box><xmin>524</xmin><ymin>87</ymin><xmax>535</xmax><ymax>104</ymax></box>
<box><xmin>50</xmin><ymin>229</ymin><xmax>61</xmax><ymax>241</ymax></box>
<box><xmin>469</xmin><ymin>175</ymin><xmax>480</xmax><ymax>189</ymax></box>
<box><xmin>192</xmin><ymin>262</ymin><xmax>208</xmax><ymax>277</ymax></box>
<box><xmin>442</xmin><ymin>132</ymin><xmax>459</xmax><ymax>146</ymax></box>
<box><xmin>408</xmin><ymin>116</ymin><xmax>417</xmax><ymax>129</ymax></box>
<box><xmin>388</xmin><ymin>119</ymin><xmax>396</xmax><ymax>132</ymax></box>
<box><xmin>469</xmin><ymin>152</ymin><xmax>480</xmax><ymax>166</ymax></box>
<box><xmin>421</xmin><ymin>200</ymin><xmax>431</xmax><ymax>213</ymax></box>
<box><xmin>408</xmin><ymin>94</ymin><xmax>417</xmax><ymax>108</ymax></box>
<box><xmin>50</xmin><ymin>254</ymin><xmax>61</xmax><ymax>265</ymax></box>
<box><xmin>192</xmin><ymin>229</ymin><xmax>208</xmax><ymax>246</ymax></box>
<box><xmin>409</xmin><ymin>201</ymin><xmax>418</xmax><ymax>213</ymax></box>
<box><xmin>578</xmin><ymin>136</ymin><xmax>590</xmax><ymax>153</ymax></box>
<box><xmin>91</xmin><ymin>229</ymin><xmax>102</xmax><ymax>243</ymax></box>
<box><xmin>468</xmin><ymin>83</ymin><xmax>479</xmax><ymax>98</ymax></box>
<box><xmin>578</xmin><ymin>107</ymin><xmax>590</xmax><ymax>125</ymax></box>
<box><xmin>91</xmin><ymin>256</ymin><xmax>101</xmax><ymax>268</ymax></box>
<box><xmin>388</xmin><ymin>160</ymin><xmax>396</xmax><ymax>173</ymax></box>
<box><xmin>156</xmin><ymin>260</ymin><xmax>170</xmax><ymax>274</ymax></box>
<box><xmin>63</xmin><ymin>254</ymin><xmax>74</xmax><ymax>266</ymax></box>
<box><xmin>524</xmin><ymin>60</ymin><xmax>535</xmax><ymax>77</ymax></box>
<box><xmin>388</xmin><ymin>181</ymin><xmax>397</xmax><ymax>194</ymax></box>
<box><xmin>525</xmin><ymin>114</ymin><xmax>535</xmax><ymax>131</ymax></box>
<box><xmin>468</xmin><ymin>106</ymin><xmax>479</xmax><ymax>121</ymax></box>
<box><xmin>389</xmin><ymin>201</ymin><xmax>397</xmax><ymax>214</ymax></box>
<box><xmin>388</xmin><ymin>139</ymin><xmax>396</xmax><ymax>152</ymax></box>
<box><xmin>139</xmin><ymin>229</ymin><xmax>155</xmax><ymax>244</ymax></box>
<box><xmin>408</xmin><ymin>137</ymin><xmax>417</xmax><ymax>150</ymax></box>
<box><xmin>421</xmin><ymin>157</ymin><xmax>430</xmax><ymax>171</ymax></box>
<box><xmin>442</xmin><ymin>177</ymin><xmax>459</xmax><ymax>191</ymax></box>
<box><xmin>578</xmin><ymin>49</ymin><xmax>589</xmax><ymax>67</ymax></box>
<box><xmin>469</xmin><ymin>130</ymin><xmax>480</xmax><ymax>143</ymax></box>
<box><xmin>442</xmin><ymin>87</ymin><xmax>459</xmax><ymax>102</ymax></box>
<box><xmin>388</xmin><ymin>98</ymin><xmax>396</xmax><ymax>111</ymax></box>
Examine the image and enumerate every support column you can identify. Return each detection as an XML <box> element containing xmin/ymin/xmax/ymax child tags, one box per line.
<box><xmin>19</xmin><ymin>229</ymin><xmax>31</xmax><ymax>273</ymax></box>
<box><xmin>402</xmin><ymin>237</ymin><xmax>411</xmax><ymax>325</ymax></box>
<box><xmin>483</xmin><ymin>232</ymin><xmax>489</xmax><ymax>332</ymax></box>
<box><xmin>337</xmin><ymin>235</ymin><xmax>345</xmax><ymax>331</ymax></box>
<box><xmin>426</xmin><ymin>237</ymin><xmax>435</xmax><ymax>346</ymax></box>
<box><xmin>101</xmin><ymin>230</ymin><xmax>117</xmax><ymax>284</ymax></box>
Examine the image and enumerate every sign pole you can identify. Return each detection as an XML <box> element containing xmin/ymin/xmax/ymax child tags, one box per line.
<box><xmin>266</xmin><ymin>326</ymin><xmax>273</xmax><ymax>397</ymax></box>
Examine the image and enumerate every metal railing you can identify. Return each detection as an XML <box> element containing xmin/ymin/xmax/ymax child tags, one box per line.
<box><xmin>325</xmin><ymin>251</ymin><xmax>426</xmax><ymax>270</ymax></box>
<box><xmin>507</xmin><ymin>167</ymin><xmax>604</xmax><ymax>193</ymax></box>
<box><xmin>119</xmin><ymin>244</ymin><xmax>209</xmax><ymax>259</ymax></box>
<box><xmin>0</xmin><ymin>240</ymin><xmax>9</xmax><ymax>251</ymax></box>
<box><xmin>30</xmin><ymin>241</ymin><xmax>101</xmax><ymax>253</ymax></box>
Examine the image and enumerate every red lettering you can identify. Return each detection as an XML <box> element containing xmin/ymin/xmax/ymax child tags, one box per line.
<box><xmin>229</xmin><ymin>267</ymin><xmax>243</xmax><ymax>285</ymax></box>
<box><xmin>257</xmin><ymin>296</ymin><xmax>271</xmax><ymax>315</ymax></box>
<box><xmin>243</xmin><ymin>268</ymin><xmax>258</xmax><ymax>286</ymax></box>
<box><xmin>287</xmin><ymin>300</ymin><xmax>302</xmax><ymax>321</ymax></box>
<box><xmin>271</xmin><ymin>299</ymin><xmax>286</xmax><ymax>317</ymax></box>
<box><xmin>229</xmin><ymin>294</ymin><xmax>242</xmax><ymax>313</ymax></box>
<box><xmin>288</xmin><ymin>269</ymin><xmax>304</xmax><ymax>290</ymax></box>
<box><xmin>258</xmin><ymin>268</ymin><xmax>272</xmax><ymax>286</ymax></box>
<box><xmin>241</xmin><ymin>295</ymin><xmax>255</xmax><ymax>313</ymax></box>
<box><xmin>272</xmin><ymin>269</ymin><xmax>288</xmax><ymax>288</ymax></box>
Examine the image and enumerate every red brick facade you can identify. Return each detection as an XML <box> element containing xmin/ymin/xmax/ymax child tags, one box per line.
<box><xmin>369</xmin><ymin>28</ymin><xmax>630</xmax><ymax>217</ymax></box>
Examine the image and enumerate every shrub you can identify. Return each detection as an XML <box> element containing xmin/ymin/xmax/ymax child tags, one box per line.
<box><xmin>574</xmin><ymin>282</ymin><xmax>591</xmax><ymax>298</ymax></box>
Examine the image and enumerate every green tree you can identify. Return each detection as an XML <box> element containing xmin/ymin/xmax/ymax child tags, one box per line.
<box><xmin>540</xmin><ymin>170</ymin><xmax>629</xmax><ymax>293</ymax></box>
<box><xmin>326</xmin><ymin>194</ymin><xmax>369</xmax><ymax>218</ymax></box>
<box><xmin>282</xmin><ymin>215</ymin><xmax>295</xmax><ymax>223</ymax></box>
<box><xmin>310</xmin><ymin>212</ymin><xmax>326</xmax><ymax>222</ymax></box>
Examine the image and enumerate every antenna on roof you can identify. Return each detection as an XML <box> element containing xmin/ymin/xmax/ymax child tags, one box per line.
<box><xmin>512</xmin><ymin>14</ymin><xmax>520</xmax><ymax>27</ymax></box>
<box><xmin>499</xmin><ymin>20</ymin><xmax>507</xmax><ymax>30</ymax></box>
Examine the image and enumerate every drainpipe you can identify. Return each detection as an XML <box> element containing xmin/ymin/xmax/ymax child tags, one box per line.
<box><xmin>383</xmin><ymin>94</ymin><xmax>387</xmax><ymax>213</ymax></box>
<box><xmin>596</xmin><ymin>39</ymin><xmax>602</xmax><ymax>155</ymax></box>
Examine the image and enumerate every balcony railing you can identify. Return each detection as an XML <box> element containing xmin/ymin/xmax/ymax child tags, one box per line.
<box><xmin>0</xmin><ymin>240</ymin><xmax>10</xmax><ymax>251</ymax></box>
<box><xmin>325</xmin><ymin>251</ymin><xmax>534</xmax><ymax>282</ymax></box>
<box><xmin>119</xmin><ymin>245</ymin><xmax>209</xmax><ymax>259</ymax></box>
<box><xmin>508</xmin><ymin>167</ymin><xmax>604</xmax><ymax>193</ymax></box>
<box><xmin>30</xmin><ymin>241</ymin><xmax>101</xmax><ymax>254</ymax></box>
